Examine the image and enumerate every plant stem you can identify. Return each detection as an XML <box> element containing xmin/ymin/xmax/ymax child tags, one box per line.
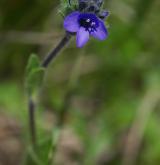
<box><xmin>42</xmin><ymin>32</ymin><xmax>72</xmax><ymax>68</ymax></box>
<box><xmin>28</xmin><ymin>97</ymin><xmax>36</xmax><ymax>148</ymax></box>
<box><xmin>28</xmin><ymin>32</ymin><xmax>72</xmax><ymax>148</ymax></box>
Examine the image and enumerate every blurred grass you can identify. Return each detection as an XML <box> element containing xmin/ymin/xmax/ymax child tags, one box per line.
<box><xmin>0</xmin><ymin>0</ymin><xmax>160</xmax><ymax>165</ymax></box>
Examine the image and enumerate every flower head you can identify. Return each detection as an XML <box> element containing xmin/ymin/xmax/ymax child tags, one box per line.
<box><xmin>64</xmin><ymin>11</ymin><xmax>108</xmax><ymax>47</ymax></box>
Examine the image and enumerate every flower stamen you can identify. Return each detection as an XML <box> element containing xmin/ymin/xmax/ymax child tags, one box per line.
<box><xmin>78</xmin><ymin>13</ymin><xmax>99</xmax><ymax>33</ymax></box>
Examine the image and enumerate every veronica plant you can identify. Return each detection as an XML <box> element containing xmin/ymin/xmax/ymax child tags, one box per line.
<box><xmin>64</xmin><ymin>0</ymin><xmax>109</xmax><ymax>47</ymax></box>
<box><xmin>42</xmin><ymin>0</ymin><xmax>109</xmax><ymax>66</ymax></box>
<box><xmin>26</xmin><ymin>0</ymin><xmax>109</xmax><ymax>150</ymax></box>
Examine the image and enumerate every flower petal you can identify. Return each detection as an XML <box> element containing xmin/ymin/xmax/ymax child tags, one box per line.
<box><xmin>64</xmin><ymin>12</ymin><xmax>80</xmax><ymax>32</ymax></box>
<box><xmin>91</xmin><ymin>20</ymin><xmax>108</xmax><ymax>40</ymax></box>
<box><xmin>76</xmin><ymin>27</ymin><xmax>89</xmax><ymax>48</ymax></box>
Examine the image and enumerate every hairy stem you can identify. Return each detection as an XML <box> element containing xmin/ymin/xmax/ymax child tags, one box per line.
<box><xmin>28</xmin><ymin>97</ymin><xmax>37</xmax><ymax>148</ymax></box>
<box><xmin>28</xmin><ymin>32</ymin><xmax>72</xmax><ymax>149</ymax></box>
<box><xmin>42</xmin><ymin>32</ymin><xmax>72</xmax><ymax>68</ymax></box>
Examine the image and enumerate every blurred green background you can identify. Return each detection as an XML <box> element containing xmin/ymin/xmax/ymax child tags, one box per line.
<box><xmin>0</xmin><ymin>0</ymin><xmax>160</xmax><ymax>165</ymax></box>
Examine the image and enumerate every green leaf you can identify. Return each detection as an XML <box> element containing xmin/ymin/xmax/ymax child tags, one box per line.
<box><xmin>26</xmin><ymin>54</ymin><xmax>41</xmax><ymax>76</ymax></box>
<box><xmin>25</xmin><ymin>54</ymin><xmax>45</xmax><ymax>96</ymax></box>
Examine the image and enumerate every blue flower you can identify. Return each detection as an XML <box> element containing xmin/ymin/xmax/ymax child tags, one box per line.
<box><xmin>64</xmin><ymin>11</ymin><xmax>108</xmax><ymax>48</ymax></box>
